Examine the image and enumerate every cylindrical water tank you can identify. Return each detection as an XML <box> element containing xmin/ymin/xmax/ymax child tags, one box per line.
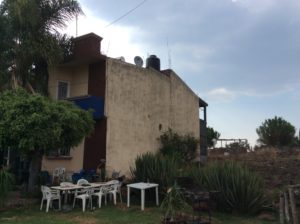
<box><xmin>146</xmin><ymin>55</ymin><xmax>160</xmax><ymax>71</ymax></box>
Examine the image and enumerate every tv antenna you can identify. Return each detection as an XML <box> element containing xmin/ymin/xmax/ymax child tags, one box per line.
<box><xmin>76</xmin><ymin>14</ymin><xmax>78</xmax><ymax>37</ymax></box>
<box><xmin>167</xmin><ymin>37</ymin><xmax>172</xmax><ymax>69</ymax></box>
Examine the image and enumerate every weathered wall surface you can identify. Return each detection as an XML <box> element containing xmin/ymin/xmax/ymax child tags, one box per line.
<box><xmin>105</xmin><ymin>58</ymin><xmax>200</xmax><ymax>176</ymax></box>
<box><xmin>169</xmin><ymin>73</ymin><xmax>200</xmax><ymax>137</ymax></box>
<box><xmin>41</xmin><ymin>141</ymin><xmax>85</xmax><ymax>175</ymax></box>
<box><xmin>48</xmin><ymin>65</ymin><xmax>89</xmax><ymax>99</ymax></box>
<box><xmin>43</xmin><ymin>65</ymin><xmax>89</xmax><ymax>174</ymax></box>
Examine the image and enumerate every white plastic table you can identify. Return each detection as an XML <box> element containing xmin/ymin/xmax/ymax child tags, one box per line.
<box><xmin>51</xmin><ymin>182</ymin><xmax>107</xmax><ymax>204</ymax></box>
<box><xmin>127</xmin><ymin>182</ymin><xmax>159</xmax><ymax>211</ymax></box>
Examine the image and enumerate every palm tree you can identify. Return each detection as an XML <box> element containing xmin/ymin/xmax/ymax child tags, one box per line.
<box><xmin>0</xmin><ymin>0</ymin><xmax>82</xmax><ymax>94</ymax></box>
<box><xmin>0</xmin><ymin>0</ymin><xmax>82</xmax><ymax>192</ymax></box>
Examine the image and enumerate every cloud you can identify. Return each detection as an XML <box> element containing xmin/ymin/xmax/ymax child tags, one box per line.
<box><xmin>205</xmin><ymin>88</ymin><xmax>236</xmax><ymax>102</ymax></box>
<box><xmin>62</xmin><ymin>4</ymin><xmax>146</xmax><ymax>64</ymax></box>
<box><xmin>231</xmin><ymin>0</ymin><xmax>276</xmax><ymax>13</ymax></box>
<box><xmin>57</xmin><ymin>0</ymin><xmax>300</xmax><ymax>104</ymax></box>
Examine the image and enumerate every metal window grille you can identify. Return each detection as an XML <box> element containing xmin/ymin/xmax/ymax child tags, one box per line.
<box><xmin>47</xmin><ymin>147</ymin><xmax>70</xmax><ymax>157</ymax></box>
<box><xmin>57</xmin><ymin>81</ymin><xmax>69</xmax><ymax>99</ymax></box>
<box><xmin>58</xmin><ymin>147</ymin><xmax>71</xmax><ymax>156</ymax></box>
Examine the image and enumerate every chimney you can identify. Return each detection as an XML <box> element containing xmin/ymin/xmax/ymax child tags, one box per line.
<box><xmin>73</xmin><ymin>33</ymin><xmax>103</xmax><ymax>59</ymax></box>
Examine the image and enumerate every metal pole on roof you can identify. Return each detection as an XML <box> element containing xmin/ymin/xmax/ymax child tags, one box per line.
<box><xmin>76</xmin><ymin>14</ymin><xmax>78</xmax><ymax>37</ymax></box>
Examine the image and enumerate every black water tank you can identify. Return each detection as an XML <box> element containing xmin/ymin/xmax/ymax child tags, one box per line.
<box><xmin>146</xmin><ymin>55</ymin><xmax>160</xmax><ymax>71</ymax></box>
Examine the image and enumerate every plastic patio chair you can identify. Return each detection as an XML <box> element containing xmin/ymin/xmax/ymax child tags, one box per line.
<box><xmin>106</xmin><ymin>180</ymin><xmax>122</xmax><ymax>203</ymax></box>
<box><xmin>72</xmin><ymin>179</ymin><xmax>90</xmax><ymax>206</ymax></box>
<box><xmin>77</xmin><ymin>178</ymin><xmax>89</xmax><ymax>186</ymax></box>
<box><xmin>52</xmin><ymin>167</ymin><xmax>65</xmax><ymax>184</ymax></box>
<box><xmin>73</xmin><ymin>187</ymin><xmax>94</xmax><ymax>212</ymax></box>
<box><xmin>92</xmin><ymin>183</ymin><xmax>117</xmax><ymax>208</ymax></box>
<box><xmin>60</xmin><ymin>182</ymin><xmax>74</xmax><ymax>202</ymax></box>
<box><xmin>40</xmin><ymin>186</ymin><xmax>61</xmax><ymax>212</ymax></box>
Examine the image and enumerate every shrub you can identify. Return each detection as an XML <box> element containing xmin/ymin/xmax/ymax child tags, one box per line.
<box><xmin>161</xmin><ymin>182</ymin><xmax>188</xmax><ymax>221</ymax></box>
<box><xmin>159</xmin><ymin>129</ymin><xmax>198</xmax><ymax>163</ymax></box>
<box><xmin>0</xmin><ymin>168</ymin><xmax>14</xmax><ymax>207</ymax></box>
<box><xmin>130</xmin><ymin>152</ymin><xmax>179</xmax><ymax>193</ymax></box>
<box><xmin>226</xmin><ymin>141</ymin><xmax>250</xmax><ymax>154</ymax></box>
<box><xmin>188</xmin><ymin>161</ymin><xmax>266</xmax><ymax>215</ymax></box>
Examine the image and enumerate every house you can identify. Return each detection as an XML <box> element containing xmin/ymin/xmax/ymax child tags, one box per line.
<box><xmin>42</xmin><ymin>33</ymin><xmax>208</xmax><ymax>177</ymax></box>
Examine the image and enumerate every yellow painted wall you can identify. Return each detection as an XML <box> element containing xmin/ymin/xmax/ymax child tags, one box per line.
<box><xmin>41</xmin><ymin>141</ymin><xmax>85</xmax><ymax>176</ymax></box>
<box><xmin>43</xmin><ymin>65</ymin><xmax>89</xmax><ymax>175</ymax></box>
<box><xmin>105</xmin><ymin>58</ymin><xmax>200</xmax><ymax>176</ymax></box>
<box><xmin>48</xmin><ymin>65</ymin><xmax>88</xmax><ymax>99</ymax></box>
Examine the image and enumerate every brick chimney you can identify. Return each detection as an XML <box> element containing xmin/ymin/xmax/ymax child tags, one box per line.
<box><xmin>73</xmin><ymin>33</ymin><xmax>103</xmax><ymax>59</ymax></box>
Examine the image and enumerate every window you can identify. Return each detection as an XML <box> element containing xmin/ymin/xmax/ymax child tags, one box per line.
<box><xmin>47</xmin><ymin>147</ymin><xmax>71</xmax><ymax>157</ymax></box>
<box><xmin>57</xmin><ymin>81</ymin><xmax>69</xmax><ymax>99</ymax></box>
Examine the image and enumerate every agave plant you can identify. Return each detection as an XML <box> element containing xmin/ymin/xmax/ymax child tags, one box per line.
<box><xmin>0</xmin><ymin>167</ymin><xmax>14</xmax><ymax>207</ymax></box>
<box><xmin>188</xmin><ymin>161</ymin><xmax>266</xmax><ymax>215</ymax></box>
<box><xmin>160</xmin><ymin>182</ymin><xmax>188</xmax><ymax>222</ymax></box>
<box><xmin>130</xmin><ymin>152</ymin><xmax>179</xmax><ymax>194</ymax></box>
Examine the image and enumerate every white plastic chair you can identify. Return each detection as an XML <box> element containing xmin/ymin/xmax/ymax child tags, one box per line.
<box><xmin>106</xmin><ymin>180</ymin><xmax>122</xmax><ymax>203</ymax></box>
<box><xmin>77</xmin><ymin>178</ymin><xmax>89</xmax><ymax>186</ymax></box>
<box><xmin>60</xmin><ymin>182</ymin><xmax>74</xmax><ymax>203</ymax></box>
<box><xmin>52</xmin><ymin>167</ymin><xmax>65</xmax><ymax>184</ymax></box>
<box><xmin>72</xmin><ymin>179</ymin><xmax>90</xmax><ymax>206</ymax></box>
<box><xmin>92</xmin><ymin>184</ymin><xmax>114</xmax><ymax>208</ymax></box>
<box><xmin>73</xmin><ymin>187</ymin><xmax>94</xmax><ymax>212</ymax></box>
<box><xmin>116</xmin><ymin>181</ymin><xmax>123</xmax><ymax>203</ymax></box>
<box><xmin>40</xmin><ymin>186</ymin><xmax>61</xmax><ymax>212</ymax></box>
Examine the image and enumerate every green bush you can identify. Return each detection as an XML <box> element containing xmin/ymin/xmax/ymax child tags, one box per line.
<box><xmin>160</xmin><ymin>182</ymin><xmax>188</xmax><ymax>221</ymax></box>
<box><xmin>188</xmin><ymin>161</ymin><xmax>266</xmax><ymax>215</ymax></box>
<box><xmin>130</xmin><ymin>152</ymin><xmax>179</xmax><ymax>193</ymax></box>
<box><xmin>0</xmin><ymin>168</ymin><xmax>14</xmax><ymax>207</ymax></box>
<box><xmin>159</xmin><ymin>129</ymin><xmax>198</xmax><ymax>163</ymax></box>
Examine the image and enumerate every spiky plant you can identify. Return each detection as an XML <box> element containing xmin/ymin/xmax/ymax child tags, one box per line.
<box><xmin>160</xmin><ymin>182</ymin><xmax>188</xmax><ymax>221</ymax></box>
<box><xmin>188</xmin><ymin>161</ymin><xmax>266</xmax><ymax>215</ymax></box>
<box><xmin>130</xmin><ymin>152</ymin><xmax>179</xmax><ymax>194</ymax></box>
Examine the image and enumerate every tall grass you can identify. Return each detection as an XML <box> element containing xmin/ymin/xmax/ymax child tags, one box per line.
<box><xmin>188</xmin><ymin>161</ymin><xmax>266</xmax><ymax>215</ymax></box>
<box><xmin>130</xmin><ymin>152</ymin><xmax>179</xmax><ymax>193</ymax></box>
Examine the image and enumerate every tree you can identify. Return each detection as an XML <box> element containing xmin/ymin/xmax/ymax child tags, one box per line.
<box><xmin>0</xmin><ymin>89</ymin><xmax>94</xmax><ymax>191</ymax></box>
<box><xmin>206</xmin><ymin>126</ymin><xmax>220</xmax><ymax>149</ymax></box>
<box><xmin>256</xmin><ymin>116</ymin><xmax>296</xmax><ymax>148</ymax></box>
<box><xmin>159</xmin><ymin>129</ymin><xmax>198</xmax><ymax>163</ymax></box>
<box><xmin>226</xmin><ymin>141</ymin><xmax>250</xmax><ymax>153</ymax></box>
<box><xmin>0</xmin><ymin>0</ymin><xmax>82</xmax><ymax>93</ymax></box>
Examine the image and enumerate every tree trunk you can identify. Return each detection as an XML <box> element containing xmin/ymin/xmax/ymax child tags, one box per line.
<box><xmin>28</xmin><ymin>150</ymin><xmax>43</xmax><ymax>192</ymax></box>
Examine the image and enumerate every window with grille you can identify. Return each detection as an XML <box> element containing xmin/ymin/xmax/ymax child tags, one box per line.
<box><xmin>57</xmin><ymin>81</ymin><xmax>69</xmax><ymax>99</ymax></box>
<box><xmin>47</xmin><ymin>147</ymin><xmax>71</xmax><ymax>157</ymax></box>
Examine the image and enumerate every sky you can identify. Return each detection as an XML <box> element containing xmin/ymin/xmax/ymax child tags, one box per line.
<box><xmin>62</xmin><ymin>0</ymin><xmax>299</xmax><ymax>146</ymax></box>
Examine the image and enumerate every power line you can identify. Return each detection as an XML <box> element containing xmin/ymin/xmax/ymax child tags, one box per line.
<box><xmin>104</xmin><ymin>0</ymin><xmax>147</xmax><ymax>28</ymax></box>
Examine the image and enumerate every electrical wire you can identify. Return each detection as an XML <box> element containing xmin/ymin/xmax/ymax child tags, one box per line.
<box><xmin>104</xmin><ymin>0</ymin><xmax>147</xmax><ymax>28</ymax></box>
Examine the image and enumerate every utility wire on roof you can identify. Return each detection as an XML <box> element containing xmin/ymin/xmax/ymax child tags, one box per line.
<box><xmin>104</xmin><ymin>0</ymin><xmax>147</xmax><ymax>28</ymax></box>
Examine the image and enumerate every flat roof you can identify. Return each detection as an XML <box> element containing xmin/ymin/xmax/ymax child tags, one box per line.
<box><xmin>58</xmin><ymin>55</ymin><xmax>106</xmax><ymax>68</ymax></box>
<box><xmin>199</xmin><ymin>97</ymin><xmax>208</xmax><ymax>107</ymax></box>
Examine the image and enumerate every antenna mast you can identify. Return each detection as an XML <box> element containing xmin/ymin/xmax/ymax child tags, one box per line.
<box><xmin>76</xmin><ymin>14</ymin><xmax>78</xmax><ymax>37</ymax></box>
<box><xmin>167</xmin><ymin>37</ymin><xmax>172</xmax><ymax>69</ymax></box>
